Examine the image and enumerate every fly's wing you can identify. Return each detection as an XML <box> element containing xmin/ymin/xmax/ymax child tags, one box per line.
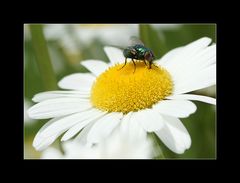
<box><xmin>129</xmin><ymin>36</ymin><xmax>144</xmax><ymax>46</ymax></box>
<box><xmin>106</xmin><ymin>36</ymin><xmax>143</xmax><ymax>49</ymax></box>
<box><xmin>107</xmin><ymin>44</ymin><xmax>125</xmax><ymax>50</ymax></box>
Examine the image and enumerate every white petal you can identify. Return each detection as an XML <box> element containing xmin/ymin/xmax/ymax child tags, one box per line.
<box><xmin>153</xmin><ymin>100</ymin><xmax>197</xmax><ymax>118</ymax></box>
<box><xmin>130</xmin><ymin>109</ymin><xmax>164</xmax><ymax>132</ymax></box>
<box><xmin>182</xmin><ymin>44</ymin><xmax>216</xmax><ymax>71</ymax></box>
<box><xmin>120</xmin><ymin>112</ymin><xmax>147</xmax><ymax>140</ymax></box>
<box><xmin>33</xmin><ymin>116</ymin><xmax>59</xmax><ymax>146</ymax></box>
<box><xmin>161</xmin><ymin>37</ymin><xmax>213</xmax><ymax>84</ymax></box>
<box><xmin>174</xmin><ymin>64</ymin><xmax>216</xmax><ymax>94</ymax></box>
<box><xmin>120</xmin><ymin>112</ymin><xmax>133</xmax><ymax>135</ymax></box>
<box><xmin>169</xmin><ymin>44</ymin><xmax>216</xmax><ymax>84</ymax></box>
<box><xmin>87</xmin><ymin>112</ymin><xmax>123</xmax><ymax>144</ymax></box>
<box><xmin>39</xmin><ymin>109</ymin><xmax>99</xmax><ymax>138</ymax></box>
<box><xmin>28</xmin><ymin>98</ymin><xmax>92</xmax><ymax>119</ymax></box>
<box><xmin>163</xmin><ymin>37</ymin><xmax>212</xmax><ymax>70</ymax></box>
<box><xmin>33</xmin><ymin>109</ymin><xmax>100</xmax><ymax>151</ymax></box>
<box><xmin>156</xmin><ymin>47</ymin><xmax>183</xmax><ymax>66</ymax></box>
<box><xmin>167</xmin><ymin>94</ymin><xmax>216</xmax><ymax>105</ymax></box>
<box><xmin>33</xmin><ymin>109</ymin><xmax>99</xmax><ymax>151</ymax></box>
<box><xmin>74</xmin><ymin>122</ymin><xmax>95</xmax><ymax>145</ymax></box>
<box><xmin>155</xmin><ymin>115</ymin><xmax>191</xmax><ymax>154</ymax></box>
<box><xmin>81</xmin><ymin>60</ymin><xmax>108</xmax><ymax>76</ymax></box>
<box><xmin>58</xmin><ymin>73</ymin><xmax>95</xmax><ymax>91</ymax></box>
<box><xmin>185</xmin><ymin>37</ymin><xmax>212</xmax><ymax>49</ymax></box>
<box><xmin>41</xmin><ymin>147</ymin><xmax>63</xmax><ymax>159</ymax></box>
<box><xmin>104</xmin><ymin>46</ymin><xmax>125</xmax><ymax>65</ymax></box>
<box><xmin>35</xmin><ymin>134</ymin><xmax>61</xmax><ymax>151</ymax></box>
<box><xmin>61</xmin><ymin>110</ymin><xmax>107</xmax><ymax>141</ymax></box>
<box><xmin>33</xmin><ymin>116</ymin><xmax>65</xmax><ymax>151</ymax></box>
<box><xmin>32</xmin><ymin>91</ymin><xmax>90</xmax><ymax>102</ymax></box>
<box><xmin>175</xmin><ymin>56</ymin><xmax>216</xmax><ymax>85</ymax></box>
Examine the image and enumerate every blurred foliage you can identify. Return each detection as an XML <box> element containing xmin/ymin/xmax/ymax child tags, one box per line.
<box><xmin>24</xmin><ymin>24</ymin><xmax>216</xmax><ymax>159</ymax></box>
<box><xmin>139</xmin><ymin>24</ymin><xmax>168</xmax><ymax>58</ymax></box>
<box><xmin>29</xmin><ymin>25</ymin><xmax>57</xmax><ymax>90</ymax></box>
<box><xmin>160</xmin><ymin>24</ymin><xmax>216</xmax><ymax>50</ymax></box>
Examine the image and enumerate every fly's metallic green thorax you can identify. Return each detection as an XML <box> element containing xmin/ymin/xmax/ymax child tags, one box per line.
<box><xmin>134</xmin><ymin>44</ymin><xmax>153</xmax><ymax>60</ymax></box>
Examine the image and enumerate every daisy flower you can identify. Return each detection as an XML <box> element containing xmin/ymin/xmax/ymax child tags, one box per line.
<box><xmin>28</xmin><ymin>37</ymin><xmax>216</xmax><ymax>154</ymax></box>
<box><xmin>41</xmin><ymin>128</ymin><xmax>153</xmax><ymax>159</ymax></box>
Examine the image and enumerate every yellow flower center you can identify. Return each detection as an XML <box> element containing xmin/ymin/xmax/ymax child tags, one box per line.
<box><xmin>90</xmin><ymin>61</ymin><xmax>173</xmax><ymax>114</ymax></box>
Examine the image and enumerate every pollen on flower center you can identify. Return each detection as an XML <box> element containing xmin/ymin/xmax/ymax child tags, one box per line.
<box><xmin>90</xmin><ymin>61</ymin><xmax>173</xmax><ymax>114</ymax></box>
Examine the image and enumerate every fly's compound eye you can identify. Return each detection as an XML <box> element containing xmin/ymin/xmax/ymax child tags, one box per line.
<box><xmin>145</xmin><ymin>52</ymin><xmax>153</xmax><ymax>61</ymax></box>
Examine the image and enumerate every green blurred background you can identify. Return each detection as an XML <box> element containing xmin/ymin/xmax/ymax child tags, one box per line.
<box><xmin>24</xmin><ymin>24</ymin><xmax>216</xmax><ymax>159</ymax></box>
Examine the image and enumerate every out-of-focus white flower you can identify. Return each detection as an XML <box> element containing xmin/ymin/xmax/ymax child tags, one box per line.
<box><xmin>29</xmin><ymin>37</ymin><xmax>216</xmax><ymax>154</ymax></box>
<box><xmin>151</xmin><ymin>24</ymin><xmax>182</xmax><ymax>30</ymax></box>
<box><xmin>44</xmin><ymin>24</ymin><xmax>138</xmax><ymax>53</ymax></box>
<box><xmin>41</xmin><ymin>129</ymin><xmax>154</xmax><ymax>159</ymax></box>
<box><xmin>75</xmin><ymin>24</ymin><xmax>138</xmax><ymax>46</ymax></box>
<box><xmin>44</xmin><ymin>24</ymin><xmax>78</xmax><ymax>53</ymax></box>
<box><xmin>24</xmin><ymin>99</ymin><xmax>36</xmax><ymax>125</ymax></box>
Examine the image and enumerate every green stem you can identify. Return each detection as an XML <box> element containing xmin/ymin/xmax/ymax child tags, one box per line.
<box><xmin>29</xmin><ymin>24</ymin><xmax>57</xmax><ymax>90</ymax></box>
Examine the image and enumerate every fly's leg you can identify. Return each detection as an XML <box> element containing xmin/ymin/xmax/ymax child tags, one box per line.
<box><xmin>152</xmin><ymin>63</ymin><xmax>159</xmax><ymax>69</ymax></box>
<box><xmin>132</xmin><ymin>58</ymin><xmax>136</xmax><ymax>73</ymax></box>
<box><xmin>143</xmin><ymin>59</ymin><xmax>147</xmax><ymax>66</ymax></box>
<box><xmin>148</xmin><ymin>61</ymin><xmax>152</xmax><ymax>69</ymax></box>
<box><xmin>148</xmin><ymin>61</ymin><xmax>158</xmax><ymax>69</ymax></box>
<box><xmin>118</xmin><ymin>58</ymin><xmax>127</xmax><ymax>70</ymax></box>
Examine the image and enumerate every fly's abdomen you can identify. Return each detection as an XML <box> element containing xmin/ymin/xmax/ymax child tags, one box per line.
<box><xmin>123</xmin><ymin>49</ymin><xmax>130</xmax><ymax>58</ymax></box>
